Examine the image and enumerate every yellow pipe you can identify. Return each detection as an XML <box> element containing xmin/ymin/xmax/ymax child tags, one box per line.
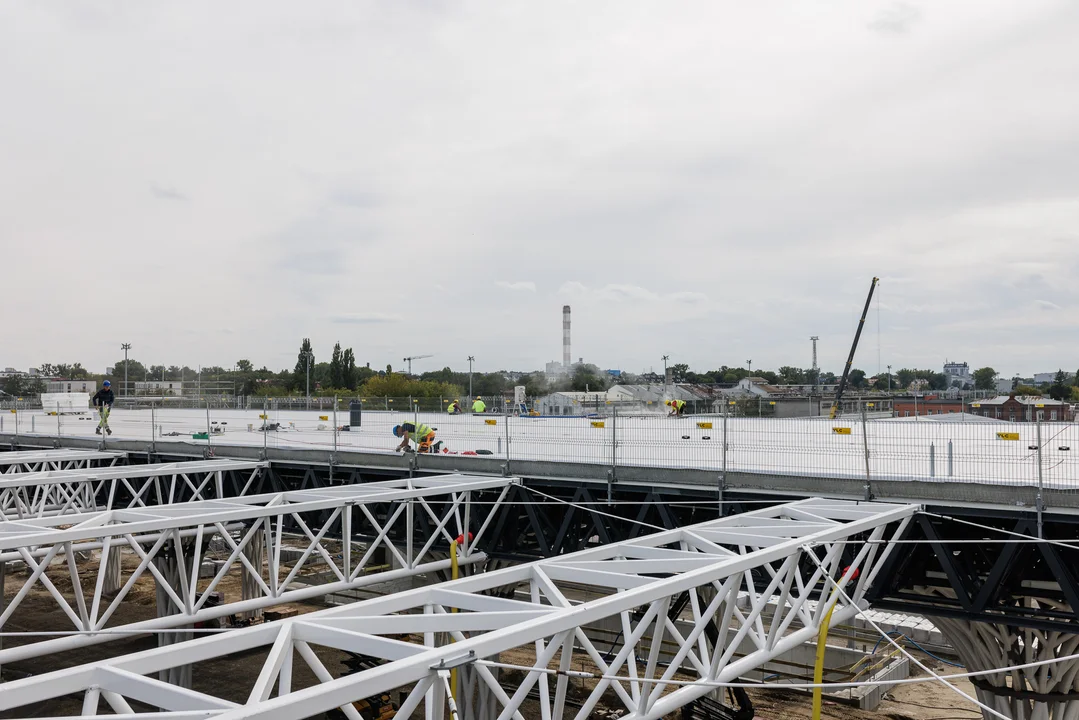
<box><xmin>812</xmin><ymin>597</ymin><xmax>839</xmax><ymax>720</ymax></box>
<box><xmin>449</xmin><ymin>540</ymin><xmax>459</xmax><ymax>708</ymax></box>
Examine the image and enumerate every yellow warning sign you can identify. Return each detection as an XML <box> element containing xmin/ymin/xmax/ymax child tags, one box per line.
<box><xmin>866</xmin><ymin>403</ymin><xmax>875</xmax><ymax>408</ymax></box>
<box><xmin>997</xmin><ymin>432</ymin><xmax>1020</xmax><ymax>441</ymax></box>
<box><xmin>259</xmin><ymin>414</ymin><xmax>268</xmax><ymax>420</ymax></box>
<box><xmin>591</xmin><ymin>421</ymin><xmax>605</xmax><ymax>428</ymax></box>
<box><xmin>484</xmin><ymin>419</ymin><xmax>497</xmax><ymax>426</ymax></box>
<box><xmin>696</xmin><ymin>421</ymin><xmax>713</xmax><ymax>430</ymax></box>
<box><xmin>833</xmin><ymin>427</ymin><xmax>852</xmax><ymax>435</ymax></box>
<box><xmin>318</xmin><ymin>415</ymin><xmax>328</xmax><ymax>421</ymax></box>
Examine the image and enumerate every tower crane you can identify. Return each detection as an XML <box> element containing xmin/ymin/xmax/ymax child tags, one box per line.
<box><xmin>830</xmin><ymin>278</ymin><xmax>879</xmax><ymax>419</ymax></box>
<box><xmin>403</xmin><ymin>354</ymin><xmax>434</xmax><ymax>375</ymax></box>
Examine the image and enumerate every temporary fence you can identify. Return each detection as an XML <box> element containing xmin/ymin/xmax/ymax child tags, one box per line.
<box><xmin>4</xmin><ymin>400</ymin><xmax>1079</xmax><ymax>496</ymax></box>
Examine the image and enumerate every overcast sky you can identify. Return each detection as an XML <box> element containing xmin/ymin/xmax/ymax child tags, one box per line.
<box><xmin>3</xmin><ymin>1</ymin><xmax>1079</xmax><ymax>378</ymax></box>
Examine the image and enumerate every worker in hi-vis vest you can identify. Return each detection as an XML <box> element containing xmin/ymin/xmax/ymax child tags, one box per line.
<box><xmin>393</xmin><ymin>421</ymin><xmax>438</xmax><ymax>453</ymax></box>
<box><xmin>472</xmin><ymin>397</ymin><xmax>486</xmax><ymax>413</ymax></box>
<box><xmin>666</xmin><ymin>399</ymin><xmax>686</xmax><ymax>417</ymax></box>
<box><xmin>447</xmin><ymin>399</ymin><xmax>462</xmax><ymax>414</ymax></box>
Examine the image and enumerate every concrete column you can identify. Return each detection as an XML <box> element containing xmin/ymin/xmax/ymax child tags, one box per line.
<box><xmin>153</xmin><ymin>555</ymin><xmax>193</xmax><ymax>689</ymax></box>
<box><xmin>241</xmin><ymin>525</ymin><xmax>265</xmax><ymax>621</ymax></box>
<box><xmin>934</xmin><ymin>616</ymin><xmax>1079</xmax><ymax>720</ymax></box>
<box><xmin>100</xmin><ymin>545</ymin><xmax>123</xmax><ymax>596</ymax></box>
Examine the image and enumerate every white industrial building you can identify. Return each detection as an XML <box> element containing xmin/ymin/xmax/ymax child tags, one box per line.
<box><xmin>45</xmin><ymin>380</ymin><xmax>97</xmax><ymax>394</ymax></box>
<box><xmin>133</xmin><ymin>380</ymin><xmax>185</xmax><ymax>396</ymax></box>
<box><xmin>943</xmin><ymin>361</ymin><xmax>972</xmax><ymax>389</ymax></box>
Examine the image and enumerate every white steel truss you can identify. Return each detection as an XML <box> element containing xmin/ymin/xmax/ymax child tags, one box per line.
<box><xmin>0</xmin><ymin>449</ymin><xmax>126</xmax><ymax>474</ymax></box>
<box><xmin>0</xmin><ymin>460</ymin><xmax>266</xmax><ymax>521</ymax></box>
<box><xmin>0</xmin><ymin>498</ymin><xmax>916</xmax><ymax>720</ymax></box>
<box><xmin>0</xmin><ymin>474</ymin><xmax>514</xmax><ymax>667</ymax></box>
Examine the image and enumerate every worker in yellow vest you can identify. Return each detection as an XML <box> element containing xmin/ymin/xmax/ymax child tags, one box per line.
<box><xmin>447</xmin><ymin>399</ymin><xmax>462</xmax><ymax>414</ymax></box>
<box><xmin>393</xmin><ymin>421</ymin><xmax>439</xmax><ymax>453</ymax></box>
<box><xmin>472</xmin><ymin>397</ymin><xmax>486</xmax><ymax>413</ymax></box>
<box><xmin>666</xmin><ymin>399</ymin><xmax>686</xmax><ymax>417</ymax></box>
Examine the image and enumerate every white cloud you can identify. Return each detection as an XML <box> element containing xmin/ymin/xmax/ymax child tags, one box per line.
<box><xmin>331</xmin><ymin>313</ymin><xmax>401</xmax><ymax>324</ymax></box>
<box><xmin>495</xmin><ymin>281</ymin><xmax>536</xmax><ymax>292</ymax></box>
<box><xmin>3</xmin><ymin>1</ymin><xmax>1079</xmax><ymax>375</ymax></box>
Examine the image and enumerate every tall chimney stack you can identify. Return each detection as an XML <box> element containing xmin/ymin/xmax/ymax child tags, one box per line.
<box><xmin>562</xmin><ymin>305</ymin><xmax>571</xmax><ymax>368</ymax></box>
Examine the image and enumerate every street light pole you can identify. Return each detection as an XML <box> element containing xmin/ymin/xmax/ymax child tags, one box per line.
<box><xmin>887</xmin><ymin>364</ymin><xmax>892</xmax><ymax>392</ymax></box>
<box><xmin>467</xmin><ymin>356</ymin><xmax>475</xmax><ymax>399</ymax></box>
<box><xmin>121</xmin><ymin>343</ymin><xmax>132</xmax><ymax>397</ymax></box>
<box><xmin>747</xmin><ymin>359</ymin><xmax>753</xmax><ymax>374</ymax></box>
<box><xmin>662</xmin><ymin>355</ymin><xmax>669</xmax><ymax>384</ymax></box>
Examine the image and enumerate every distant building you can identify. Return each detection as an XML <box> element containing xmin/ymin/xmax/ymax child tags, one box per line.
<box><xmin>943</xmin><ymin>361</ymin><xmax>972</xmax><ymax>389</ymax></box>
<box><xmin>995</xmin><ymin>377</ymin><xmax>1015</xmax><ymax>393</ymax></box>
<box><xmin>133</xmin><ymin>380</ymin><xmax>185</xmax><ymax>396</ymax></box>
<box><xmin>534</xmin><ymin>391</ymin><xmax>608</xmax><ymax>416</ymax></box>
<box><xmin>545</xmin><ymin>361</ymin><xmax>570</xmax><ymax>378</ymax></box>
<box><xmin>724</xmin><ymin>377</ymin><xmax>838</xmax><ymax>398</ymax></box>
<box><xmin>971</xmin><ymin>395</ymin><xmax>1072</xmax><ymax>422</ymax></box>
<box><xmin>893</xmin><ymin>397</ymin><xmax>965</xmax><ymax>417</ymax></box>
<box><xmin>45</xmin><ymin>380</ymin><xmax>97</xmax><ymax>394</ymax></box>
<box><xmin>1033</xmin><ymin>372</ymin><xmax>1075</xmax><ymax>385</ymax></box>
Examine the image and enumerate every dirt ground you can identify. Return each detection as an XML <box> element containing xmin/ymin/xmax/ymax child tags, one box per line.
<box><xmin>749</xmin><ymin>664</ymin><xmax>982</xmax><ymax>720</ymax></box>
<box><xmin>1</xmin><ymin>551</ymin><xmax>982</xmax><ymax>720</ymax></box>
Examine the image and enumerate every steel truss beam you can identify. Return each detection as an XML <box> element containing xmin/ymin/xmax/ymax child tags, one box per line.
<box><xmin>0</xmin><ymin>460</ymin><xmax>266</xmax><ymax>522</ymax></box>
<box><xmin>0</xmin><ymin>449</ymin><xmax>126</xmax><ymax>475</ymax></box>
<box><xmin>867</xmin><ymin>509</ymin><xmax>1079</xmax><ymax>632</ymax></box>
<box><xmin>0</xmin><ymin>474</ymin><xmax>515</xmax><ymax>667</ymax></box>
<box><xmin>0</xmin><ymin>498</ymin><xmax>916</xmax><ymax>720</ymax></box>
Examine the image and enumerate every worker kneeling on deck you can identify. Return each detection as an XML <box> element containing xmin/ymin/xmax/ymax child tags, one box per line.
<box><xmin>666</xmin><ymin>399</ymin><xmax>686</xmax><ymax>417</ymax></box>
<box><xmin>393</xmin><ymin>422</ymin><xmax>440</xmax><ymax>453</ymax></box>
<box><xmin>447</xmin><ymin>398</ymin><xmax>462</xmax><ymax>414</ymax></box>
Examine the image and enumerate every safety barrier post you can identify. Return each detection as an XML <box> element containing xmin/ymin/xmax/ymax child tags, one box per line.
<box><xmin>720</xmin><ymin>400</ymin><xmax>729</xmax><ymax>515</ymax></box>
<box><xmin>608</xmin><ymin>405</ymin><xmax>617</xmax><ymax>504</ymax></box>
<box><xmin>56</xmin><ymin>403</ymin><xmax>62</xmax><ymax>441</ymax></box>
<box><xmin>205</xmin><ymin>405</ymin><xmax>212</xmax><ymax>457</ymax></box>
<box><xmin>150</xmin><ymin>403</ymin><xmax>156</xmax><ymax>456</ymax></box>
<box><xmin>947</xmin><ymin>439</ymin><xmax>953</xmax><ymax>477</ymax></box>
<box><xmin>504</xmin><ymin>402</ymin><xmax>511</xmax><ymax>476</ymax></box>
<box><xmin>860</xmin><ymin>404</ymin><xmax>871</xmax><ymax>499</ymax></box>
<box><xmin>1036</xmin><ymin>415</ymin><xmax>1045</xmax><ymax>539</ymax></box>
<box><xmin>929</xmin><ymin>442</ymin><xmax>935</xmax><ymax>478</ymax></box>
<box><xmin>259</xmin><ymin>398</ymin><xmax>268</xmax><ymax>459</ymax></box>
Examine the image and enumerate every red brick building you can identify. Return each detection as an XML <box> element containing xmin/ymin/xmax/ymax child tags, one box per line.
<box><xmin>970</xmin><ymin>395</ymin><xmax>1073</xmax><ymax>422</ymax></box>
<box><xmin>892</xmin><ymin>397</ymin><xmax>966</xmax><ymax>417</ymax></box>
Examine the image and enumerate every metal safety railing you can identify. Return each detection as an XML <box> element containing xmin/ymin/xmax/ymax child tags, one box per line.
<box><xmin>4</xmin><ymin>401</ymin><xmax>1078</xmax><ymax>498</ymax></box>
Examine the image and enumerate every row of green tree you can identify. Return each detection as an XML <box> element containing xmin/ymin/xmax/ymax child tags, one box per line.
<box><xmin>11</xmin><ymin>343</ymin><xmax>1079</xmax><ymax>403</ymax></box>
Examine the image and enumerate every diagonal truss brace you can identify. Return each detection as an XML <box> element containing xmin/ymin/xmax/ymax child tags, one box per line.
<box><xmin>0</xmin><ymin>449</ymin><xmax>126</xmax><ymax>475</ymax></box>
<box><xmin>0</xmin><ymin>498</ymin><xmax>916</xmax><ymax>720</ymax></box>
<box><xmin>0</xmin><ymin>460</ymin><xmax>265</xmax><ymax>521</ymax></box>
<box><xmin>0</xmin><ymin>474</ymin><xmax>515</xmax><ymax>667</ymax></box>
